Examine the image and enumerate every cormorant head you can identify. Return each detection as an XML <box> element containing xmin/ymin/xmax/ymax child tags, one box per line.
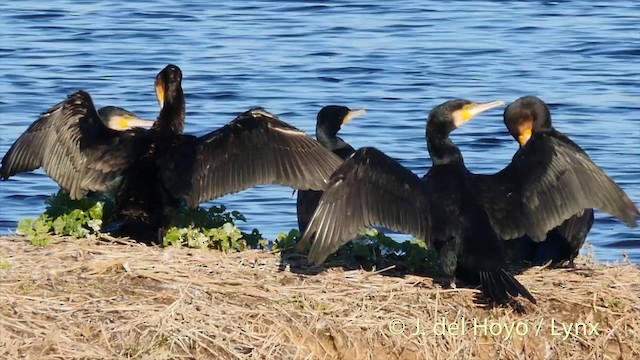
<box><xmin>98</xmin><ymin>106</ymin><xmax>155</xmax><ymax>131</ymax></box>
<box><xmin>316</xmin><ymin>105</ymin><xmax>366</xmax><ymax>140</ymax></box>
<box><xmin>427</xmin><ymin>99</ymin><xmax>505</xmax><ymax>135</ymax></box>
<box><xmin>503</xmin><ymin>96</ymin><xmax>552</xmax><ymax>146</ymax></box>
<box><xmin>155</xmin><ymin>64</ymin><xmax>183</xmax><ymax>110</ymax></box>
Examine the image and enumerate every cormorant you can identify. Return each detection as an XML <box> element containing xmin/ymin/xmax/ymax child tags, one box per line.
<box><xmin>1</xmin><ymin>103</ymin><xmax>154</xmax><ymax>185</ymax></box>
<box><xmin>296</xmin><ymin>105</ymin><xmax>365</xmax><ymax>233</ymax></box>
<box><xmin>502</xmin><ymin>96</ymin><xmax>595</xmax><ymax>267</ymax></box>
<box><xmin>1</xmin><ymin>64</ymin><xmax>343</xmax><ymax>242</ymax></box>
<box><xmin>298</xmin><ymin>99</ymin><xmax>639</xmax><ymax>305</ymax></box>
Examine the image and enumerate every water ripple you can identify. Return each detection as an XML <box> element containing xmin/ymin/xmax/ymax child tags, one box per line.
<box><xmin>0</xmin><ymin>0</ymin><xmax>638</xmax><ymax>263</ymax></box>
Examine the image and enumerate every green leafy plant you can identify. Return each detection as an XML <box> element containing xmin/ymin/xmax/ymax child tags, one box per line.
<box><xmin>163</xmin><ymin>204</ymin><xmax>268</xmax><ymax>252</ymax></box>
<box><xmin>294</xmin><ymin>228</ymin><xmax>438</xmax><ymax>274</ymax></box>
<box><xmin>16</xmin><ymin>193</ymin><xmax>438</xmax><ymax>275</ymax></box>
<box><xmin>273</xmin><ymin>229</ymin><xmax>301</xmax><ymax>251</ymax></box>
<box><xmin>17</xmin><ymin>192</ymin><xmax>110</xmax><ymax>246</ymax></box>
<box><xmin>43</xmin><ymin>191</ymin><xmax>114</xmax><ymax>220</ymax></box>
<box><xmin>172</xmin><ymin>204</ymin><xmax>245</xmax><ymax>229</ymax></box>
<box><xmin>399</xmin><ymin>239</ymin><xmax>439</xmax><ymax>274</ymax></box>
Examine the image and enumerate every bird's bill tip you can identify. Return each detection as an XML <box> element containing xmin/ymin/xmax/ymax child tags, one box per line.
<box><xmin>454</xmin><ymin>100</ymin><xmax>505</xmax><ymax>127</ymax></box>
<box><xmin>517</xmin><ymin>128</ymin><xmax>532</xmax><ymax>145</ymax></box>
<box><xmin>341</xmin><ymin>108</ymin><xmax>366</xmax><ymax>128</ymax></box>
<box><xmin>470</xmin><ymin>100</ymin><xmax>506</xmax><ymax>116</ymax></box>
<box><xmin>515</xmin><ymin>116</ymin><xmax>534</xmax><ymax>146</ymax></box>
<box><xmin>155</xmin><ymin>78</ymin><xmax>165</xmax><ymax>109</ymax></box>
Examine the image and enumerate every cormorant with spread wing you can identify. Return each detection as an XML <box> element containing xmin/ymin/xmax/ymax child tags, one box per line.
<box><xmin>298</xmin><ymin>99</ymin><xmax>638</xmax><ymax>305</ymax></box>
<box><xmin>1</xmin><ymin>64</ymin><xmax>343</xmax><ymax>242</ymax></box>
<box><xmin>1</xmin><ymin>103</ymin><xmax>154</xmax><ymax>186</ymax></box>
<box><xmin>296</xmin><ymin>105</ymin><xmax>365</xmax><ymax>233</ymax></box>
<box><xmin>502</xmin><ymin>96</ymin><xmax>595</xmax><ymax>267</ymax></box>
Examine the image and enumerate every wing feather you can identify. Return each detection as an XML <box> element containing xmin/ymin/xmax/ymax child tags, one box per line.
<box><xmin>297</xmin><ymin>147</ymin><xmax>431</xmax><ymax>265</ymax></box>
<box><xmin>166</xmin><ymin>108</ymin><xmax>344</xmax><ymax>207</ymax></box>
<box><xmin>475</xmin><ymin>133</ymin><xmax>638</xmax><ymax>241</ymax></box>
<box><xmin>1</xmin><ymin>97</ymin><xmax>69</xmax><ymax>178</ymax></box>
<box><xmin>1</xmin><ymin>91</ymin><xmax>135</xmax><ymax>198</ymax></box>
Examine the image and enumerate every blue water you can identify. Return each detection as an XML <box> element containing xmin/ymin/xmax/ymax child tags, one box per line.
<box><xmin>0</xmin><ymin>1</ymin><xmax>638</xmax><ymax>263</ymax></box>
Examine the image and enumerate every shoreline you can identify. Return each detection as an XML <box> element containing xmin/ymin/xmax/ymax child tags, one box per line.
<box><xmin>1</xmin><ymin>235</ymin><xmax>638</xmax><ymax>359</ymax></box>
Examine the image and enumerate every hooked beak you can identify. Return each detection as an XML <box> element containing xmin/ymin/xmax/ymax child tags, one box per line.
<box><xmin>341</xmin><ymin>108</ymin><xmax>366</xmax><ymax>128</ymax></box>
<box><xmin>453</xmin><ymin>100</ymin><xmax>505</xmax><ymax>128</ymax></box>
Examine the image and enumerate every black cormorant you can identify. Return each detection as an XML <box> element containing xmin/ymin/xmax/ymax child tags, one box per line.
<box><xmin>298</xmin><ymin>99</ymin><xmax>639</xmax><ymax>305</ymax></box>
<box><xmin>1</xmin><ymin>103</ymin><xmax>154</xmax><ymax>185</ymax></box>
<box><xmin>502</xmin><ymin>96</ymin><xmax>595</xmax><ymax>267</ymax></box>
<box><xmin>296</xmin><ymin>105</ymin><xmax>365</xmax><ymax>233</ymax></box>
<box><xmin>1</xmin><ymin>64</ymin><xmax>343</xmax><ymax>242</ymax></box>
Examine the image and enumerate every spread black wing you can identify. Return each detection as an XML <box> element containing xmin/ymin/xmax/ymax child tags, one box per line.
<box><xmin>474</xmin><ymin>133</ymin><xmax>638</xmax><ymax>241</ymax></box>
<box><xmin>530</xmin><ymin>208</ymin><xmax>594</xmax><ymax>266</ymax></box>
<box><xmin>297</xmin><ymin>140</ymin><xmax>355</xmax><ymax>233</ymax></box>
<box><xmin>298</xmin><ymin>147</ymin><xmax>431</xmax><ymax>265</ymax></box>
<box><xmin>553</xmin><ymin>208</ymin><xmax>595</xmax><ymax>245</ymax></box>
<box><xmin>163</xmin><ymin>108</ymin><xmax>344</xmax><ymax>207</ymax></box>
<box><xmin>1</xmin><ymin>91</ymin><xmax>137</xmax><ymax>198</ymax></box>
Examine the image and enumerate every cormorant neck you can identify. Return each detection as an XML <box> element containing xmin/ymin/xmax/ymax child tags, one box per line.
<box><xmin>427</xmin><ymin>131</ymin><xmax>463</xmax><ymax>166</ymax></box>
<box><xmin>155</xmin><ymin>91</ymin><xmax>186</xmax><ymax>134</ymax></box>
<box><xmin>316</xmin><ymin>129</ymin><xmax>341</xmax><ymax>149</ymax></box>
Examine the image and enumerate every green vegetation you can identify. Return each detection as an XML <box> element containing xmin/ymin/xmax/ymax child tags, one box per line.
<box><xmin>266</xmin><ymin>228</ymin><xmax>437</xmax><ymax>274</ymax></box>
<box><xmin>320</xmin><ymin>229</ymin><xmax>438</xmax><ymax>274</ymax></box>
<box><xmin>272</xmin><ymin>229</ymin><xmax>301</xmax><ymax>251</ymax></box>
<box><xmin>163</xmin><ymin>204</ymin><xmax>268</xmax><ymax>252</ymax></box>
<box><xmin>14</xmin><ymin>192</ymin><xmax>438</xmax><ymax>273</ymax></box>
<box><xmin>16</xmin><ymin>192</ymin><xmax>112</xmax><ymax>246</ymax></box>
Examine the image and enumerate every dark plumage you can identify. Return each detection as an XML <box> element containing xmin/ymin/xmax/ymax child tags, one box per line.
<box><xmin>502</xmin><ymin>96</ymin><xmax>595</xmax><ymax>267</ymax></box>
<box><xmin>299</xmin><ymin>98</ymin><xmax>639</xmax><ymax>305</ymax></box>
<box><xmin>296</xmin><ymin>105</ymin><xmax>365</xmax><ymax>233</ymax></box>
<box><xmin>1</xmin><ymin>64</ymin><xmax>344</xmax><ymax>242</ymax></box>
<box><xmin>1</xmin><ymin>102</ymin><xmax>153</xmax><ymax>190</ymax></box>
<box><xmin>474</xmin><ymin>98</ymin><xmax>638</xmax><ymax>241</ymax></box>
<box><xmin>531</xmin><ymin>210</ymin><xmax>594</xmax><ymax>266</ymax></box>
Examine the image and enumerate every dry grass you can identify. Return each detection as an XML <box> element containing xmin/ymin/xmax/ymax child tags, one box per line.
<box><xmin>0</xmin><ymin>235</ymin><xmax>638</xmax><ymax>360</ymax></box>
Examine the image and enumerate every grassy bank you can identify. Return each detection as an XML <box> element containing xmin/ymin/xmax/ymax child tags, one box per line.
<box><xmin>0</xmin><ymin>235</ymin><xmax>638</xmax><ymax>359</ymax></box>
